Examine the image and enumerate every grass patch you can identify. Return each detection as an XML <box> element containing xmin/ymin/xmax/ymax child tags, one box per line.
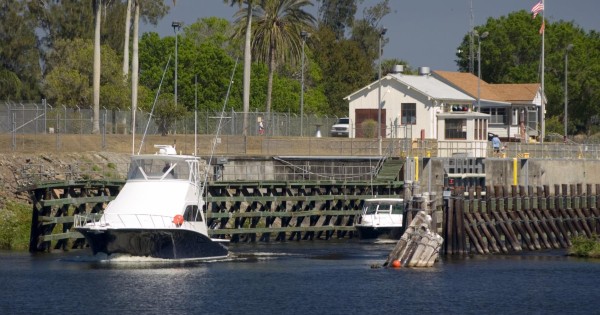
<box><xmin>569</xmin><ymin>235</ymin><xmax>600</xmax><ymax>258</ymax></box>
<box><xmin>0</xmin><ymin>201</ymin><xmax>31</xmax><ymax>251</ymax></box>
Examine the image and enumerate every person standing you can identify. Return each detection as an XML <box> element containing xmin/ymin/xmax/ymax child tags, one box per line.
<box><xmin>492</xmin><ymin>134</ymin><xmax>502</xmax><ymax>155</ymax></box>
<box><xmin>258</xmin><ymin>120</ymin><xmax>265</xmax><ymax>135</ymax></box>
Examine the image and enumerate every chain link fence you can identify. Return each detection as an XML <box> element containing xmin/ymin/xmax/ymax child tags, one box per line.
<box><xmin>3</xmin><ymin>100</ymin><xmax>600</xmax><ymax>159</ymax></box>
<box><xmin>0</xmin><ymin>101</ymin><xmax>343</xmax><ymax>137</ymax></box>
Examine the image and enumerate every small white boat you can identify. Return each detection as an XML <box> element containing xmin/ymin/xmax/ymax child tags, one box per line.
<box><xmin>354</xmin><ymin>198</ymin><xmax>405</xmax><ymax>240</ymax></box>
<box><xmin>74</xmin><ymin>145</ymin><xmax>228</xmax><ymax>260</ymax></box>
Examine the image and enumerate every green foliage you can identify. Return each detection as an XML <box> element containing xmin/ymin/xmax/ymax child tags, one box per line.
<box><xmin>0</xmin><ymin>202</ymin><xmax>31</xmax><ymax>251</ymax></box>
<box><xmin>0</xmin><ymin>0</ymin><xmax>41</xmax><ymax>99</ymax></box>
<box><xmin>361</xmin><ymin>119</ymin><xmax>377</xmax><ymax>138</ymax></box>
<box><xmin>0</xmin><ymin>69</ymin><xmax>24</xmax><ymax>100</ymax></box>
<box><xmin>350</xmin><ymin>0</ymin><xmax>390</xmax><ymax>64</ymax></box>
<box><xmin>569</xmin><ymin>235</ymin><xmax>600</xmax><ymax>258</ymax></box>
<box><xmin>455</xmin><ymin>11</ymin><xmax>600</xmax><ymax>136</ymax></box>
<box><xmin>318</xmin><ymin>0</ymin><xmax>359</xmax><ymax>40</ymax></box>
<box><xmin>42</xmin><ymin>38</ymin><xmax>128</xmax><ymax>109</ymax></box>
<box><xmin>544</xmin><ymin>115</ymin><xmax>563</xmax><ymax>136</ymax></box>
<box><xmin>139</xmin><ymin>31</ymin><xmax>238</xmax><ymax>113</ymax></box>
<box><xmin>238</xmin><ymin>0</ymin><xmax>316</xmax><ymax>114</ymax></box>
<box><xmin>185</xmin><ymin>17</ymin><xmax>239</xmax><ymax>55</ymax></box>
<box><xmin>153</xmin><ymin>93</ymin><xmax>189</xmax><ymax>136</ymax></box>
<box><xmin>313</xmin><ymin>27</ymin><xmax>373</xmax><ymax>116</ymax></box>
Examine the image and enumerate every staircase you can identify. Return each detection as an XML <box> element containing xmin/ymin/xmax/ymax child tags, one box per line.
<box><xmin>375</xmin><ymin>158</ymin><xmax>404</xmax><ymax>182</ymax></box>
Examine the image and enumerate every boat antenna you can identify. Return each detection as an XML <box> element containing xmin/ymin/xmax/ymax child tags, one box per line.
<box><xmin>201</xmin><ymin>57</ymin><xmax>239</xmax><ymax>192</ymax></box>
<box><xmin>137</xmin><ymin>55</ymin><xmax>172</xmax><ymax>155</ymax></box>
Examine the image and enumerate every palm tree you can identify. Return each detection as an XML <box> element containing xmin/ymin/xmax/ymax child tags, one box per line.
<box><xmin>131</xmin><ymin>0</ymin><xmax>140</xmax><ymax>150</ymax></box>
<box><xmin>122</xmin><ymin>0</ymin><xmax>132</xmax><ymax>79</ymax></box>
<box><xmin>92</xmin><ymin>0</ymin><xmax>101</xmax><ymax>134</ymax></box>
<box><xmin>226</xmin><ymin>0</ymin><xmax>256</xmax><ymax>136</ymax></box>
<box><xmin>247</xmin><ymin>0</ymin><xmax>315</xmax><ymax>115</ymax></box>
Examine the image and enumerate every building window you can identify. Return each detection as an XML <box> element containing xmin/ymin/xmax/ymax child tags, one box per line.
<box><xmin>481</xmin><ymin>108</ymin><xmax>506</xmax><ymax>124</ymax></box>
<box><xmin>401</xmin><ymin>103</ymin><xmax>416</xmax><ymax>125</ymax></box>
<box><xmin>445</xmin><ymin>119</ymin><xmax>467</xmax><ymax>140</ymax></box>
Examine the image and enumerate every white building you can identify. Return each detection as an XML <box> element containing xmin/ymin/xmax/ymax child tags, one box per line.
<box><xmin>345</xmin><ymin>67</ymin><xmax>492</xmax><ymax>157</ymax></box>
<box><xmin>344</xmin><ymin>68</ymin><xmax>476</xmax><ymax>139</ymax></box>
<box><xmin>434</xmin><ymin>70</ymin><xmax>543</xmax><ymax>142</ymax></box>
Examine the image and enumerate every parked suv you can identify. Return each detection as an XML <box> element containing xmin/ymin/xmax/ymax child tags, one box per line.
<box><xmin>330</xmin><ymin>117</ymin><xmax>350</xmax><ymax>137</ymax></box>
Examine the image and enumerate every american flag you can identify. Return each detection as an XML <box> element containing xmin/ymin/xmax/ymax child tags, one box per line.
<box><xmin>531</xmin><ymin>1</ymin><xmax>544</xmax><ymax>18</ymax></box>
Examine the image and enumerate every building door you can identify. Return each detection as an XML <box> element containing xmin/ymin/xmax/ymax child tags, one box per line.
<box><xmin>355</xmin><ymin>109</ymin><xmax>386</xmax><ymax>138</ymax></box>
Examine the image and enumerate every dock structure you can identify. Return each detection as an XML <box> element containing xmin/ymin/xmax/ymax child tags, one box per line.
<box><xmin>442</xmin><ymin>184</ymin><xmax>600</xmax><ymax>255</ymax></box>
<box><xmin>23</xmin><ymin>157</ymin><xmax>405</xmax><ymax>252</ymax></box>
<box><xmin>20</xmin><ymin>154</ymin><xmax>600</xmax><ymax>255</ymax></box>
<box><xmin>24</xmin><ymin>179</ymin><xmax>124</xmax><ymax>252</ymax></box>
<box><xmin>205</xmin><ymin>181</ymin><xmax>402</xmax><ymax>242</ymax></box>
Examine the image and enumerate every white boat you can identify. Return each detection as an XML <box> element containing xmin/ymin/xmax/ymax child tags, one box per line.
<box><xmin>354</xmin><ymin>198</ymin><xmax>405</xmax><ymax>240</ymax></box>
<box><xmin>74</xmin><ymin>145</ymin><xmax>228</xmax><ymax>260</ymax></box>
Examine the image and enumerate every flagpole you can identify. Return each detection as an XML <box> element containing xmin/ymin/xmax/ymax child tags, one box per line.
<box><xmin>540</xmin><ymin>0</ymin><xmax>545</xmax><ymax>143</ymax></box>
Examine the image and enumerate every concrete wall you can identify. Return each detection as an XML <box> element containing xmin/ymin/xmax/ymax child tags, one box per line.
<box><xmin>485</xmin><ymin>158</ymin><xmax>600</xmax><ymax>187</ymax></box>
<box><xmin>208</xmin><ymin>155</ymin><xmax>600</xmax><ymax>195</ymax></box>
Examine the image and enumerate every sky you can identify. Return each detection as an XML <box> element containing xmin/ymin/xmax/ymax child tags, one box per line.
<box><xmin>142</xmin><ymin>0</ymin><xmax>600</xmax><ymax>71</ymax></box>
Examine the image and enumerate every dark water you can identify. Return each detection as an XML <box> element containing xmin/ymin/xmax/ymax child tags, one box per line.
<box><xmin>1</xmin><ymin>241</ymin><xmax>599</xmax><ymax>315</ymax></box>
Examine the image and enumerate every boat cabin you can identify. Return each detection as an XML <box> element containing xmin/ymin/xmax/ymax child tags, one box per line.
<box><xmin>355</xmin><ymin>198</ymin><xmax>405</xmax><ymax>239</ymax></box>
<box><xmin>126</xmin><ymin>145</ymin><xmax>200</xmax><ymax>182</ymax></box>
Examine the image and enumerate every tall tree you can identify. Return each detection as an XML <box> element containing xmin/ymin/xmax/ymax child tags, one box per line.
<box><xmin>122</xmin><ymin>0</ymin><xmax>132</xmax><ymax>79</ymax></box>
<box><xmin>128</xmin><ymin>0</ymin><xmax>169</xmax><ymax>138</ymax></box>
<box><xmin>246</xmin><ymin>0</ymin><xmax>316</xmax><ymax>115</ymax></box>
<box><xmin>318</xmin><ymin>0</ymin><xmax>361</xmax><ymax>40</ymax></box>
<box><xmin>131</xmin><ymin>0</ymin><xmax>140</xmax><ymax>140</ymax></box>
<box><xmin>42</xmin><ymin>38</ymin><xmax>127</xmax><ymax>109</ymax></box>
<box><xmin>227</xmin><ymin>0</ymin><xmax>256</xmax><ymax>136</ymax></box>
<box><xmin>455</xmin><ymin>10</ymin><xmax>600</xmax><ymax>136</ymax></box>
<box><xmin>0</xmin><ymin>0</ymin><xmax>41</xmax><ymax>99</ymax></box>
<box><xmin>350</xmin><ymin>0</ymin><xmax>390</xmax><ymax>64</ymax></box>
<box><xmin>313</xmin><ymin>27</ymin><xmax>372</xmax><ymax>116</ymax></box>
<box><xmin>92</xmin><ymin>0</ymin><xmax>102</xmax><ymax>134</ymax></box>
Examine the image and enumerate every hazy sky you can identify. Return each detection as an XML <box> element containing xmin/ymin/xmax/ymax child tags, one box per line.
<box><xmin>142</xmin><ymin>0</ymin><xmax>600</xmax><ymax>71</ymax></box>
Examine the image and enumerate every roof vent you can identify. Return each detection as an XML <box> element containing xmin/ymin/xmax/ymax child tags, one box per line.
<box><xmin>418</xmin><ymin>67</ymin><xmax>431</xmax><ymax>76</ymax></box>
<box><xmin>391</xmin><ymin>64</ymin><xmax>404</xmax><ymax>74</ymax></box>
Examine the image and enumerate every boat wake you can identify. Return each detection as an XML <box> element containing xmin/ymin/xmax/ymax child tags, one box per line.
<box><xmin>62</xmin><ymin>252</ymin><xmax>233</xmax><ymax>265</ymax></box>
<box><xmin>61</xmin><ymin>251</ymin><xmax>300</xmax><ymax>266</ymax></box>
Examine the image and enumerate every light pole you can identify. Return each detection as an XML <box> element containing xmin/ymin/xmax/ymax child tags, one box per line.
<box><xmin>378</xmin><ymin>27</ymin><xmax>387</xmax><ymax>155</ymax></box>
<box><xmin>300</xmin><ymin>30</ymin><xmax>309</xmax><ymax>137</ymax></box>
<box><xmin>564</xmin><ymin>43</ymin><xmax>574</xmax><ymax>142</ymax></box>
<box><xmin>476</xmin><ymin>31</ymin><xmax>489</xmax><ymax>111</ymax></box>
<box><xmin>172</xmin><ymin>21</ymin><xmax>182</xmax><ymax>108</ymax></box>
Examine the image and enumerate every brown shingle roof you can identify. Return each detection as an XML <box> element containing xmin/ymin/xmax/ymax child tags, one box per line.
<box><xmin>493</xmin><ymin>84</ymin><xmax>540</xmax><ymax>102</ymax></box>
<box><xmin>433</xmin><ymin>70</ymin><xmax>539</xmax><ymax>103</ymax></box>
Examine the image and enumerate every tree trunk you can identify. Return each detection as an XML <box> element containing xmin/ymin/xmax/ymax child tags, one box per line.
<box><xmin>122</xmin><ymin>0</ymin><xmax>132</xmax><ymax>79</ymax></box>
<box><xmin>131</xmin><ymin>0</ymin><xmax>140</xmax><ymax>152</ymax></box>
<box><xmin>92</xmin><ymin>0</ymin><xmax>101</xmax><ymax>134</ymax></box>
<box><xmin>266</xmin><ymin>41</ymin><xmax>275</xmax><ymax>116</ymax></box>
<box><xmin>242</xmin><ymin>3</ymin><xmax>252</xmax><ymax>136</ymax></box>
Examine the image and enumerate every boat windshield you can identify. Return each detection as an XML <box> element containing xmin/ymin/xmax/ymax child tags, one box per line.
<box><xmin>363</xmin><ymin>201</ymin><xmax>404</xmax><ymax>215</ymax></box>
<box><xmin>127</xmin><ymin>158</ymin><xmax>192</xmax><ymax>180</ymax></box>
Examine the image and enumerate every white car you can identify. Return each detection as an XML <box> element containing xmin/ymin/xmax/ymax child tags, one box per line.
<box><xmin>330</xmin><ymin>117</ymin><xmax>350</xmax><ymax>137</ymax></box>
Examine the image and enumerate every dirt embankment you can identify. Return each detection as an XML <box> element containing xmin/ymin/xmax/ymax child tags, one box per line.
<box><xmin>0</xmin><ymin>152</ymin><xmax>131</xmax><ymax>206</ymax></box>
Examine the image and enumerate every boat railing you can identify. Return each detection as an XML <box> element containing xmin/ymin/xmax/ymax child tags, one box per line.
<box><xmin>74</xmin><ymin>213</ymin><xmax>188</xmax><ymax>230</ymax></box>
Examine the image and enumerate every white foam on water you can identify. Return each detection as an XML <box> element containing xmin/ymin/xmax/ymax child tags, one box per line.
<box><xmin>62</xmin><ymin>252</ymin><xmax>231</xmax><ymax>264</ymax></box>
